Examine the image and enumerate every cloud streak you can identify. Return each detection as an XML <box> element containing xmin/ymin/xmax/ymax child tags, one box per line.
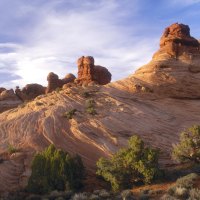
<box><xmin>0</xmin><ymin>0</ymin><xmax>157</xmax><ymax>88</ymax></box>
<box><xmin>0</xmin><ymin>0</ymin><xmax>200</xmax><ymax>89</ymax></box>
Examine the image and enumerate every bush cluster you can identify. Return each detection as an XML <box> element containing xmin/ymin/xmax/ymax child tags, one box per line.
<box><xmin>85</xmin><ymin>99</ymin><xmax>97</xmax><ymax>115</ymax></box>
<box><xmin>63</xmin><ymin>109</ymin><xmax>77</xmax><ymax>119</ymax></box>
<box><xmin>96</xmin><ymin>135</ymin><xmax>161</xmax><ymax>191</ymax></box>
<box><xmin>172</xmin><ymin>125</ymin><xmax>200</xmax><ymax>164</ymax></box>
<box><xmin>27</xmin><ymin>144</ymin><xmax>85</xmax><ymax>194</ymax></box>
<box><xmin>162</xmin><ymin>173</ymin><xmax>199</xmax><ymax>200</ymax></box>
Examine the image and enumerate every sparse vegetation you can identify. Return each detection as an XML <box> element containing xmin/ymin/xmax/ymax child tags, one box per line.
<box><xmin>56</xmin><ymin>87</ymin><xmax>62</xmax><ymax>93</ymax></box>
<box><xmin>63</xmin><ymin>109</ymin><xmax>77</xmax><ymax>119</ymax></box>
<box><xmin>85</xmin><ymin>99</ymin><xmax>97</xmax><ymax>115</ymax></box>
<box><xmin>8</xmin><ymin>144</ymin><xmax>18</xmax><ymax>154</ymax></box>
<box><xmin>172</xmin><ymin>125</ymin><xmax>200</xmax><ymax>164</ymax></box>
<box><xmin>27</xmin><ymin>144</ymin><xmax>85</xmax><ymax>194</ymax></box>
<box><xmin>162</xmin><ymin>173</ymin><xmax>199</xmax><ymax>200</ymax></box>
<box><xmin>96</xmin><ymin>135</ymin><xmax>161</xmax><ymax>191</ymax></box>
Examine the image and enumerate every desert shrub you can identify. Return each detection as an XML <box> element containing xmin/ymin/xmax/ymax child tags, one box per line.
<box><xmin>85</xmin><ymin>99</ymin><xmax>97</xmax><ymax>115</ymax></box>
<box><xmin>89</xmin><ymin>194</ymin><xmax>99</xmax><ymax>200</ymax></box>
<box><xmin>86</xmin><ymin>107</ymin><xmax>97</xmax><ymax>115</ymax></box>
<box><xmin>27</xmin><ymin>144</ymin><xmax>85</xmax><ymax>194</ymax></box>
<box><xmin>121</xmin><ymin>189</ymin><xmax>134</xmax><ymax>200</ymax></box>
<box><xmin>96</xmin><ymin>135</ymin><xmax>160</xmax><ymax>191</ymax></box>
<box><xmin>175</xmin><ymin>173</ymin><xmax>198</xmax><ymax>189</ymax></box>
<box><xmin>188</xmin><ymin>188</ymin><xmax>200</xmax><ymax>200</ymax></box>
<box><xmin>72</xmin><ymin>193</ymin><xmax>88</xmax><ymax>200</ymax></box>
<box><xmin>166</xmin><ymin>173</ymin><xmax>199</xmax><ymax>200</ymax></box>
<box><xmin>63</xmin><ymin>109</ymin><xmax>77</xmax><ymax>119</ymax></box>
<box><xmin>81</xmin><ymin>91</ymin><xmax>90</xmax><ymax>98</ymax></box>
<box><xmin>8</xmin><ymin>144</ymin><xmax>18</xmax><ymax>154</ymax></box>
<box><xmin>173</xmin><ymin>187</ymin><xmax>188</xmax><ymax>199</ymax></box>
<box><xmin>172</xmin><ymin>125</ymin><xmax>200</xmax><ymax>164</ymax></box>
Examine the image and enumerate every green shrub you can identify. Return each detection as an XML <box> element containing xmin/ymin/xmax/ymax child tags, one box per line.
<box><xmin>27</xmin><ymin>144</ymin><xmax>85</xmax><ymax>194</ymax></box>
<box><xmin>85</xmin><ymin>99</ymin><xmax>97</xmax><ymax>115</ymax></box>
<box><xmin>63</xmin><ymin>109</ymin><xmax>77</xmax><ymax>119</ymax></box>
<box><xmin>96</xmin><ymin>135</ymin><xmax>160</xmax><ymax>191</ymax></box>
<box><xmin>86</xmin><ymin>107</ymin><xmax>97</xmax><ymax>115</ymax></box>
<box><xmin>172</xmin><ymin>125</ymin><xmax>200</xmax><ymax>164</ymax></box>
<box><xmin>8</xmin><ymin>144</ymin><xmax>18</xmax><ymax>154</ymax></box>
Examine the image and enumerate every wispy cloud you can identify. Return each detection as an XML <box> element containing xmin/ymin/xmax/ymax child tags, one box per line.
<box><xmin>0</xmin><ymin>0</ymin><xmax>157</xmax><ymax>88</ymax></box>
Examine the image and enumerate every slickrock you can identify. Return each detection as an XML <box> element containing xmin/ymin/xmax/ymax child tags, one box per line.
<box><xmin>1</xmin><ymin>23</ymin><xmax>200</xmax><ymax>193</ymax></box>
<box><xmin>76</xmin><ymin>56</ymin><xmax>111</xmax><ymax>86</ymax></box>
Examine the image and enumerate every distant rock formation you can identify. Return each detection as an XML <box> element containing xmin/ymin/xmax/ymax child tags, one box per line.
<box><xmin>46</xmin><ymin>72</ymin><xmax>76</xmax><ymax>93</ymax></box>
<box><xmin>76</xmin><ymin>56</ymin><xmax>111</xmax><ymax>86</ymax></box>
<box><xmin>0</xmin><ymin>87</ymin><xmax>6</xmax><ymax>94</ymax></box>
<box><xmin>0</xmin><ymin>89</ymin><xmax>22</xmax><ymax>113</ymax></box>
<box><xmin>15</xmin><ymin>84</ymin><xmax>46</xmax><ymax>101</ymax></box>
<box><xmin>0</xmin><ymin>89</ymin><xmax>19</xmax><ymax>101</ymax></box>
<box><xmin>132</xmin><ymin>23</ymin><xmax>200</xmax><ymax>98</ymax></box>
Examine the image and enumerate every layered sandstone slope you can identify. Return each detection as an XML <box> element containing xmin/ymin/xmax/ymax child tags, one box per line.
<box><xmin>118</xmin><ymin>23</ymin><xmax>200</xmax><ymax>98</ymax></box>
<box><xmin>1</xmin><ymin>23</ymin><xmax>200</xmax><ymax>192</ymax></box>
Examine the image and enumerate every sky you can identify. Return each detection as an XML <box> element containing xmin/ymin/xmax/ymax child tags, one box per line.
<box><xmin>0</xmin><ymin>0</ymin><xmax>200</xmax><ymax>88</ymax></box>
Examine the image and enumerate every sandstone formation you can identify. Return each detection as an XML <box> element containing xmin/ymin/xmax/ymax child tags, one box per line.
<box><xmin>0</xmin><ymin>89</ymin><xmax>22</xmax><ymax>113</ymax></box>
<box><xmin>1</xmin><ymin>23</ymin><xmax>200</xmax><ymax>193</ymax></box>
<box><xmin>0</xmin><ymin>87</ymin><xmax>6</xmax><ymax>94</ymax></box>
<box><xmin>46</xmin><ymin>72</ymin><xmax>76</xmax><ymax>93</ymax></box>
<box><xmin>76</xmin><ymin>56</ymin><xmax>111</xmax><ymax>86</ymax></box>
<box><xmin>130</xmin><ymin>23</ymin><xmax>200</xmax><ymax>98</ymax></box>
<box><xmin>15</xmin><ymin>84</ymin><xmax>46</xmax><ymax>101</ymax></box>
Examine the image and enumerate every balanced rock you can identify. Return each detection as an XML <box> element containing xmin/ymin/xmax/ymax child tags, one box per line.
<box><xmin>132</xmin><ymin>23</ymin><xmax>200</xmax><ymax>98</ymax></box>
<box><xmin>15</xmin><ymin>84</ymin><xmax>46</xmax><ymax>101</ymax></box>
<box><xmin>76</xmin><ymin>56</ymin><xmax>111</xmax><ymax>85</ymax></box>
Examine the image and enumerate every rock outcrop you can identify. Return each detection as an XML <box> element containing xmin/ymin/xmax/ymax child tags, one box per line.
<box><xmin>131</xmin><ymin>23</ymin><xmax>200</xmax><ymax>98</ymax></box>
<box><xmin>1</xmin><ymin>23</ymin><xmax>200</xmax><ymax>193</ymax></box>
<box><xmin>0</xmin><ymin>89</ymin><xmax>22</xmax><ymax>113</ymax></box>
<box><xmin>76</xmin><ymin>56</ymin><xmax>111</xmax><ymax>86</ymax></box>
<box><xmin>154</xmin><ymin>23</ymin><xmax>200</xmax><ymax>60</ymax></box>
<box><xmin>0</xmin><ymin>87</ymin><xmax>6</xmax><ymax>94</ymax></box>
<box><xmin>46</xmin><ymin>72</ymin><xmax>76</xmax><ymax>93</ymax></box>
<box><xmin>15</xmin><ymin>84</ymin><xmax>46</xmax><ymax>101</ymax></box>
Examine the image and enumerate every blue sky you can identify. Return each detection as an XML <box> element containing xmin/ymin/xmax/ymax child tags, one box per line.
<box><xmin>0</xmin><ymin>0</ymin><xmax>200</xmax><ymax>88</ymax></box>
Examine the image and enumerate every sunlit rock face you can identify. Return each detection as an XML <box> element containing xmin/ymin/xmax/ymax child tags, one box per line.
<box><xmin>76</xmin><ymin>56</ymin><xmax>111</xmax><ymax>86</ymax></box>
<box><xmin>132</xmin><ymin>23</ymin><xmax>200</xmax><ymax>98</ymax></box>
<box><xmin>46</xmin><ymin>72</ymin><xmax>76</xmax><ymax>93</ymax></box>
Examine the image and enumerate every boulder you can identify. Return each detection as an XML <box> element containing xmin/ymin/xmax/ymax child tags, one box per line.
<box><xmin>15</xmin><ymin>84</ymin><xmax>46</xmax><ymax>101</ymax></box>
<box><xmin>46</xmin><ymin>72</ymin><xmax>76</xmax><ymax>93</ymax></box>
<box><xmin>0</xmin><ymin>89</ymin><xmax>19</xmax><ymax>101</ymax></box>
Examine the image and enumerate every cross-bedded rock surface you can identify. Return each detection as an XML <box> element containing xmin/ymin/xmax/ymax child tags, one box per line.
<box><xmin>1</xmin><ymin>23</ymin><xmax>200</xmax><ymax>193</ymax></box>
